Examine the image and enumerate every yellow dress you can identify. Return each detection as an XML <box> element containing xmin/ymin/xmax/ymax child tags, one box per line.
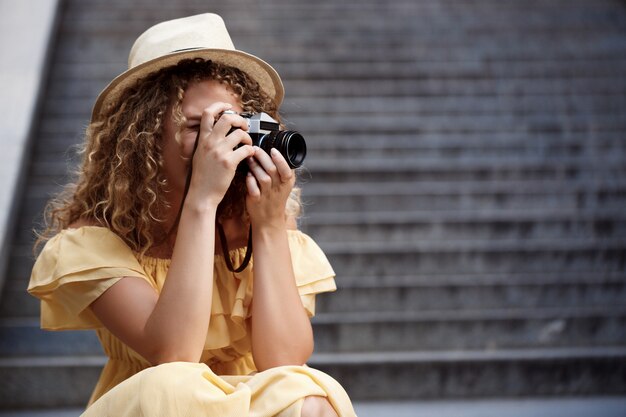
<box><xmin>28</xmin><ymin>226</ymin><xmax>356</xmax><ymax>417</ymax></box>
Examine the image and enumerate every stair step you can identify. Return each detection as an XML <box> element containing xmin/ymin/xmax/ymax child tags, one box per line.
<box><xmin>6</xmin><ymin>282</ymin><xmax>626</xmax><ymax>322</ymax></box>
<box><xmin>316</xmin><ymin>238</ymin><xmax>626</xmax><ymax>253</ymax></box>
<box><xmin>4</xmin><ymin>306</ymin><xmax>624</xmax><ymax>357</ymax></box>
<box><xmin>40</xmin><ymin>92</ymin><xmax>626</xmax><ymax>119</ymax></box>
<box><xmin>333</xmin><ymin>271</ymin><xmax>626</xmax><ymax>287</ymax></box>
<box><xmin>49</xmin><ymin>59</ymin><xmax>626</xmax><ymax>88</ymax></box>
<box><xmin>0</xmin><ymin>319</ymin><xmax>102</xmax><ymax>357</ymax></box>
<box><xmin>282</xmin><ymin>79</ymin><xmax>626</xmax><ymax>100</ymax></box>
<box><xmin>44</xmin><ymin>63</ymin><xmax>626</xmax><ymax>98</ymax></box>
<box><xmin>0</xmin><ymin>288</ymin><xmax>40</xmax><ymax>319</ymax></box>
<box><xmin>301</xmin><ymin>209</ymin><xmax>626</xmax><ymax>242</ymax></box>
<box><xmin>301</xmin><ymin>131</ymin><xmax>626</xmax><ymax>150</ymax></box>
<box><xmin>8</xmin><ymin>238</ymin><xmax>626</xmax><ymax>284</ymax></box>
<box><xmin>1</xmin><ymin>347</ymin><xmax>624</xmax><ymax>407</ymax></box>
<box><xmin>0</xmin><ymin>356</ymin><xmax>103</xmax><ymax>409</ymax></box>
<box><xmin>22</xmin><ymin>181</ymin><xmax>626</xmax><ymax>215</ymax></box>
<box><xmin>17</xmin><ymin>207</ymin><xmax>626</xmax><ymax>247</ymax></box>
<box><xmin>15</xmin><ymin>209</ymin><xmax>626</xmax><ymax>241</ymax></box>
<box><xmin>313</xmin><ymin>347</ymin><xmax>626</xmax><ymax>399</ymax></box>
<box><xmin>302</xmin><ymin>160</ymin><xmax>625</xmax><ymax>184</ymax></box>
<box><xmin>25</xmin><ymin>162</ymin><xmax>626</xmax><ymax>193</ymax></box>
<box><xmin>299</xmin><ymin>180</ymin><xmax>626</xmax><ymax>213</ymax></box>
<box><xmin>301</xmin><ymin>179</ymin><xmax>626</xmax><ymax>193</ymax></box>
<box><xmin>4</xmin><ymin>271</ymin><xmax>626</xmax><ymax>319</ymax></box>
<box><xmin>316</xmin><ymin>279</ymin><xmax>626</xmax><ymax>313</ymax></box>
<box><xmin>38</xmin><ymin>111</ymin><xmax>626</xmax><ymax>137</ymax></box>
<box><xmin>36</xmin><ymin>131</ymin><xmax>626</xmax><ymax>157</ymax></box>
<box><xmin>321</xmin><ymin>244</ymin><xmax>625</xmax><ymax>276</ymax></box>
<box><xmin>0</xmin><ymin>408</ymin><xmax>81</xmax><ymax>417</ymax></box>
<box><xmin>311</xmin><ymin>307</ymin><xmax>626</xmax><ymax>352</ymax></box>
<box><xmin>283</xmin><ymin>92</ymin><xmax>626</xmax><ymax>112</ymax></box>
<box><xmin>28</xmin><ymin>159</ymin><xmax>626</xmax><ymax>185</ymax></box>
<box><xmin>55</xmin><ymin>29</ymin><xmax>626</xmax><ymax>64</ymax></box>
<box><xmin>5</xmin><ymin>304</ymin><xmax>625</xmax><ymax>356</ymax></box>
<box><xmin>303</xmin><ymin>209</ymin><xmax>626</xmax><ymax>224</ymax></box>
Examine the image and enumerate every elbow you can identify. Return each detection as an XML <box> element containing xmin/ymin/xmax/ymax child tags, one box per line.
<box><xmin>151</xmin><ymin>355</ymin><xmax>200</xmax><ymax>367</ymax></box>
<box><xmin>146</xmin><ymin>346</ymin><xmax>202</xmax><ymax>366</ymax></box>
<box><xmin>254</xmin><ymin>343</ymin><xmax>314</xmax><ymax>371</ymax></box>
<box><xmin>137</xmin><ymin>326</ymin><xmax>206</xmax><ymax>366</ymax></box>
<box><xmin>255</xmin><ymin>354</ymin><xmax>311</xmax><ymax>372</ymax></box>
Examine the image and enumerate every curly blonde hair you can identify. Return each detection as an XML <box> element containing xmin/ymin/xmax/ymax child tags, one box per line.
<box><xmin>37</xmin><ymin>58</ymin><xmax>301</xmax><ymax>255</ymax></box>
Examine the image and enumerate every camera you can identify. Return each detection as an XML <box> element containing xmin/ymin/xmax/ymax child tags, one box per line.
<box><xmin>228</xmin><ymin>111</ymin><xmax>306</xmax><ymax>169</ymax></box>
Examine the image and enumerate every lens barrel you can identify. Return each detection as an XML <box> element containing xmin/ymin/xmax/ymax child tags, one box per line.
<box><xmin>257</xmin><ymin>130</ymin><xmax>306</xmax><ymax>168</ymax></box>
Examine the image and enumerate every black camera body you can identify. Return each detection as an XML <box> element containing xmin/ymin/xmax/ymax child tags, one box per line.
<box><xmin>232</xmin><ymin>112</ymin><xmax>306</xmax><ymax>169</ymax></box>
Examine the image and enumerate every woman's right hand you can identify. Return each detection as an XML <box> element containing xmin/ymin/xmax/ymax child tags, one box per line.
<box><xmin>187</xmin><ymin>102</ymin><xmax>255</xmax><ymax>208</ymax></box>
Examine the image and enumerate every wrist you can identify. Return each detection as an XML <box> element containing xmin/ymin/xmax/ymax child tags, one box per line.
<box><xmin>182</xmin><ymin>191</ymin><xmax>220</xmax><ymax>216</ymax></box>
<box><xmin>251</xmin><ymin>219</ymin><xmax>288</xmax><ymax>237</ymax></box>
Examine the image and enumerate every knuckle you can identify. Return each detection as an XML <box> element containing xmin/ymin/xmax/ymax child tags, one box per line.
<box><xmin>223</xmin><ymin>114</ymin><xmax>243</xmax><ymax>126</ymax></box>
<box><xmin>266</xmin><ymin>165</ymin><xmax>278</xmax><ymax>176</ymax></box>
<box><xmin>222</xmin><ymin>159</ymin><xmax>235</xmax><ymax>170</ymax></box>
<box><xmin>202</xmin><ymin>108</ymin><xmax>215</xmax><ymax>120</ymax></box>
<box><xmin>235</xmin><ymin>130</ymin><xmax>251</xmax><ymax>142</ymax></box>
<box><xmin>200</xmin><ymin>141</ymin><xmax>214</xmax><ymax>153</ymax></box>
<box><xmin>241</xmin><ymin>132</ymin><xmax>252</xmax><ymax>144</ymax></box>
<box><xmin>221</xmin><ymin>114</ymin><xmax>235</xmax><ymax>123</ymax></box>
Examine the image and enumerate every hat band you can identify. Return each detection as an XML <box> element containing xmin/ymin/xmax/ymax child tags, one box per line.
<box><xmin>171</xmin><ymin>47</ymin><xmax>204</xmax><ymax>53</ymax></box>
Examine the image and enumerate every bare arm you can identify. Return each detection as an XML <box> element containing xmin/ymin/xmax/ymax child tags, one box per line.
<box><xmin>246</xmin><ymin>149</ymin><xmax>314</xmax><ymax>370</ymax></box>
<box><xmin>89</xmin><ymin>103</ymin><xmax>255</xmax><ymax>365</ymax></box>
<box><xmin>90</xmin><ymin>203</ymin><xmax>217</xmax><ymax>365</ymax></box>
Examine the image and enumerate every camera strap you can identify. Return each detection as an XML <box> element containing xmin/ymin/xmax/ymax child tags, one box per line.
<box><xmin>217</xmin><ymin>222</ymin><xmax>253</xmax><ymax>273</ymax></box>
<box><xmin>165</xmin><ymin>131</ymin><xmax>254</xmax><ymax>272</ymax></box>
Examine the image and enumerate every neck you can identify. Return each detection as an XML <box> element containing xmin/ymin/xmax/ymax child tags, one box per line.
<box><xmin>215</xmin><ymin>215</ymin><xmax>250</xmax><ymax>254</ymax></box>
<box><xmin>145</xmin><ymin>206</ymin><xmax>249</xmax><ymax>259</ymax></box>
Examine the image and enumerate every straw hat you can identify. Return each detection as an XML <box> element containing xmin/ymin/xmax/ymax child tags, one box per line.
<box><xmin>91</xmin><ymin>13</ymin><xmax>284</xmax><ymax>121</ymax></box>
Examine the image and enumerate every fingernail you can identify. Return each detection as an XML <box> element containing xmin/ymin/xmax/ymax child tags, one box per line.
<box><xmin>270</xmin><ymin>148</ymin><xmax>279</xmax><ymax>157</ymax></box>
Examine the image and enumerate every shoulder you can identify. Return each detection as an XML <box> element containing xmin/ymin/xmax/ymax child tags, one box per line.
<box><xmin>30</xmin><ymin>222</ymin><xmax>147</xmax><ymax>291</ymax></box>
<box><xmin>34</xmin><ymin>222</ymin><xmax>139</xmax><ymax>271</ymax></box>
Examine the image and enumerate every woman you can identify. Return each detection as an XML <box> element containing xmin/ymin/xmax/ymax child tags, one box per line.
<box><xmin>28</xmin><ymin>13</ymin><xmax>355</xmax><ymax>417</ymax></box>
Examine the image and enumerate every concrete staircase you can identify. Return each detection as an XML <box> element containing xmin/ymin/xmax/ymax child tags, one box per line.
<box><xmin>1</xmin><ymin>0</ymin><xmax>626</xmax><ymax>410</ymax></box>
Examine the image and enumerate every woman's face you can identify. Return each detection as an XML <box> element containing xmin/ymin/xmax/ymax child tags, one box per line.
<box><xmin>161</xmin><ymin>79</ymin><xmax>244</xmax><ymax>197</ymax></box>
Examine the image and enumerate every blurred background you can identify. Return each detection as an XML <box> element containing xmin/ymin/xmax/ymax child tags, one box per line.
<box><xmin>0</xmin><ymin>0</ymin><xmax>625</xmax><ymax>416</ymax></box>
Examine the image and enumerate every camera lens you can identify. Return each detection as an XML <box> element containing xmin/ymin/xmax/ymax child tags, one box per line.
<box><xmin>261</xmin><ymin>130</ymin><xmax>306</xmax><ymax>169</ymax></box>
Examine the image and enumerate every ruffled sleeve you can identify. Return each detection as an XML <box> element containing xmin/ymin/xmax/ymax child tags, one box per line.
<box><xmin>28</xmin><ymin>227</ymin><xmax>151</xmax><ymax>330</ymax></box>
<box><xmin>288</xmin><ymin>230</ymin><xmax>336</xmax><ymax>317</ymax></box>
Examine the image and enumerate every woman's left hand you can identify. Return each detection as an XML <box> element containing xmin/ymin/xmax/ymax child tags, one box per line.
<box><xmin>245</xmin><ymin>147</ymin><xmax>295</xmax><ymax>228</ymax></box>
<box><xmin>246</xmin><ymin>147</ymin><xmax>313</xmax><ymax>370</ymax></box>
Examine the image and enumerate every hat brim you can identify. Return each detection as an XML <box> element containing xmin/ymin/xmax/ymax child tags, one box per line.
<box><xmin>91</xmin><ymin>48</ymin><xmax>284</xmax><ymax>122</ymax></box>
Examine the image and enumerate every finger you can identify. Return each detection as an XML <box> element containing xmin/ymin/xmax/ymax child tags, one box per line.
<box><xmin>270</xmin><ymin>148</ymin><xmax>294</xmax><ymax>182</ymax></box>
<box><xmin>231</xmin><ymin>144</ymin><xmax>255</xmax><ymax>164</ymax></box>
<box><xmin>251</xmin><ymin>147</ymin><xmax>279</xmax><ymax>183</ymax></box>
<box><xmin>199</xmin><ymin>102</ymin><xmax>233</xmax><ymax>138</ymax></box>
<box><xmin>247</xmin><ymin>154</ymin><xmax>272</xmax><ymax>189</ymax></box>
<box><xmin>246</xmin><ymin>172</ymin><xmax>261</xmax><ymax>199</ymax></box>
<box><xmin>225</xmin><ymin>128</ymin><xmax>253</xmax><ymax>149</ymax></box>
<box><xmin>212</xmin><ymin>112</ymin><xmax>249</xmax><ymax>139</ymax></box>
